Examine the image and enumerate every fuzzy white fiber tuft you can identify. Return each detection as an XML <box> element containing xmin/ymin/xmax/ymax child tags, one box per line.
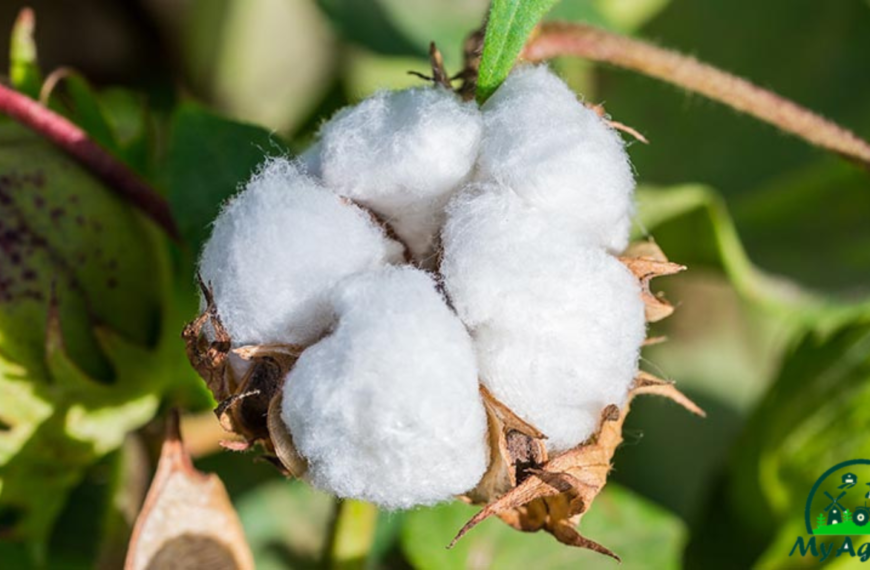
<box><xmin>199</xmin><ymin>158</ymin><xmax>403</xmax><ymax>346</ymax></box>
<box><xmin>282</xmin><ymin>266</ymin><xmax>488</xmax><ymax>509</ymax></box>
<box><xmin>476</xmin><ymin>65</ymin><xmax>635</xmax><ymax>253</ymax></box>
<box><xmin>313</xmin><ymin>86</ymin><xmax>483</xmax><ymax>261</ymax></box>
<box><xmin>442</xmin><ymin>185</ymin><xmax>646</xmax><ymax>452</ymax></box>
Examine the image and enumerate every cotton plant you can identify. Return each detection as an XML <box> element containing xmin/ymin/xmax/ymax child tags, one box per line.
<box><xmin>184</xmin><ymin>65</ymin><xmax>699</xmax><ymax>559</ymax></box>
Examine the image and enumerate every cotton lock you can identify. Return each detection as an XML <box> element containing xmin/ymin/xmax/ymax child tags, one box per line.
<box><xmin>475</xmin><ymin>66</ymin><xmax>635</xmax><ymax>253</ymax></box>
<box><xmin>308</xmin><ymin>86</ymin><xmax>483</xmax><ymax>262</ymax></box>
<box><xmin>281</xmin><ymin>266</ymin><xmax>488</xmax><ymax>509</ymax></box>
<box><xmin>442</xmin><ymin>185</ymin><xmax>645</xmax><ymax>452</ymax></box>
<box><xmin>198</xmin><ymin>158</ymin><xmax>403</xmax><ymax>347</ymax></box>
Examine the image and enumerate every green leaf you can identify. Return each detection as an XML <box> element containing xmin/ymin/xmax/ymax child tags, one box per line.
<box><xmin>163</xmin><ymin>103</ymin><xmax>289</xmax><ymax>254</ymax></box>
<box><xmin>476</xmin><ymin>0</ymin><xmax>560</xmax><ymax>103</ymax></box>
<box><xmin>8</xmin><ymin>9</ymin><xmax>41</xmax><ymax>99</ymax></box>
<box><xmin>685</xmin><ymin>319</ymin><xmax>870</xmax><ymax>568</ymax></box>
<box><xmin>44</xmin><ymin>75</ymin><xmax>155</xmax><ymax>180</ymax></box>
<box><xmin>733</xmin><ymin>158</ymin><xmax>870</xmax><ymax>294</ymax></box>
<box><xmin>0</xmin><ymin>121</ymin><xmax>162</xmax><ymax>378</ymax></box>
<box><xmin>0</xmin><ymin>121</ymin><xmax>200</xmax><ymax>555</ymax></box>
<box><xmin>560</xmin><ymin>0</ymin><xmax>672</xmax><ymax>33</ymax></box>
<box><xmin>401</xmin><ymin>484</ymin><xmax>686</xmax><ymax>569</ymax></box>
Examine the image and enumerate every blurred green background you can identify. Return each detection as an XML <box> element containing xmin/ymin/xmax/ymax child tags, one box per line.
<box><xmin>0</xmin><ymin>0</ymin><xmax>869</xmax><ymax>568</ymax></box>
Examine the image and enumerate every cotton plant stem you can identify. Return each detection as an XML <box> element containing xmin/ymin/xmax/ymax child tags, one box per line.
<box><xmin>325</xmin><ymin>499</ymin><xmax>379</xmax><ymax>570</ymax></box>
<box><xmin>0</xmin><ymin>83</ymin><xmax>180</xmax><ymax>239</ymax></box>
<box><xmin>522</xmin><ymin>22</ymin><xmax>870</xmax><ymax>169</ymax></box>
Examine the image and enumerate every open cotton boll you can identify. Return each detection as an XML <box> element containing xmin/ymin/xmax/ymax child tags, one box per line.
<box><xmin>199</xmin><ymin>158</ymin><xmax>404</xmax><ymax>347</ymax></box>
<box><xmin>282</xmin><ymin>266</ymin><xmax>488</xmax><ymax>509</ymax></box>
<box><xmin>314</xmin><ymin>87</ymin><xmax>483</xmax><ymax>261</ymax></box>
<box><xmin>477</xmin><ymin>65</ymin><xmax>635</xmax><ymax>253</ymax></box>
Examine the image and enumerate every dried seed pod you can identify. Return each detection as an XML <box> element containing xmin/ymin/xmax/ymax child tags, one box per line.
<box><xmin>619</xmin><ymin>241</ymin><xmax>686</xmax><ymax>322</ymax></box>
<box><xmin>182</xmin><ymin>278</ymin><xmax>301</xmax><ymax>448</ymax></box>
<box><xmin>125</xmin><ymin>412</ymin><xmax>254</xmax><ymax>570</ymax></box>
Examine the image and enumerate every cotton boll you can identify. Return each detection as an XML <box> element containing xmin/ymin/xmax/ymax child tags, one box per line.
<box><xmin>199</xmin><ymin>158</ymin><xmax>404</xmax><ymax>346</ymax></box>
<box><xmin>282</xmin><ymin>266</ymin><xmax>488</xmax><ymax>509</ymax></box>
<box><xmin>315</xmin><ymin>87</ymin><xmax>483</xmax><ymax>261</ymax></box>
<box><xmin>477</xmin><ymin>65</ymin><xmax>635</xmax><ymax>253</ymax></box>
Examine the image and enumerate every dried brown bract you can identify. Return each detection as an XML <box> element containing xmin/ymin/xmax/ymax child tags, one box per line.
<box><xmin>182</xmin><ymin>276</ymin><xmax>304</xmax><ymax>464</ymax></box>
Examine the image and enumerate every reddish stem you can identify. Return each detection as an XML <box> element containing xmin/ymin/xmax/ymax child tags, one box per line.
<box><xmin>523</xmin><ymin>22</ymin><xmax>870</xmax><ymax>169</ymax></box>
<box><xmin>0</xmin><ymin>83</ymin><xmax>180</xmax><ymax>240</ymax></box>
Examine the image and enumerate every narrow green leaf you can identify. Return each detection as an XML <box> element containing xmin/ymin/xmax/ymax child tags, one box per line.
<box><xmin>8</xmin><ymin>8</ymin><xmax>41</xmax><ymax>99</ymax></box>
<box><xmin>477</xmin><ymin>0</ymin><xmax>560</xmax><ymax>103</ymax></box>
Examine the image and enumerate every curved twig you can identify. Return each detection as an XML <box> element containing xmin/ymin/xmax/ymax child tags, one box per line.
<box><xmin>0</xmin><ymin>83</ymin><xmax>180</xmax><ymax>240</ymax></box>
<box><xmin>522</xmin><ymin>22</ymin><xmax>870</xmax><ymax>169</ymax></box>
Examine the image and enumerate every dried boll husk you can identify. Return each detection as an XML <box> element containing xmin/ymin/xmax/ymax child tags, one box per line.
<box><xmin>182</xmin><ymin>277</ymin><xmax>302</xmax><ymax>451</ymax></box>
<box><xmin>183</xmin><ymin>238</ymin><xmax>699</xmax><ymax>559</ymax></box>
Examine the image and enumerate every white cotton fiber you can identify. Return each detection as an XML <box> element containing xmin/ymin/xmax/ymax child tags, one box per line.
<box><xmin>199</xmin><ymin>158</ymin><xmax>404</xmax><ymax>346</ymax></box>
<box><xmin>313</xmin><ymin>86</ymin><xmax>483</xmax><ymax>261</ymax></box>
<box><xmin>282</xmin><ymin>266</ymin><xmax>488</xmax><ymax>509</ymax></box>
<box><xmin>441</xmin><ymin>184</ymin><xmax>592</xmax><ymax>328</ymax></box>
<box><xmin>477</xmin><ymin>65</ymin><xmax>635</xmax><ymax>253</ymax></box>
<box><xmin>441</xmin><ymin>185</ymin><xmax>646</xmax><ymax>452</ymax></box>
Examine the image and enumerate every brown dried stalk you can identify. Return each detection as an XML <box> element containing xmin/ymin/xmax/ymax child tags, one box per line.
<box><xmin>523</xmin><ymin>22</ymin><xmax>870</xmax><ymax>169</ymax></box>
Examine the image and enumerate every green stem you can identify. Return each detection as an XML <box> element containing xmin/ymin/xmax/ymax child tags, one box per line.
<box><xmin>325</xmin><ymin>499</ymin><xmax>379</xmax><ymax>570</ymax></box>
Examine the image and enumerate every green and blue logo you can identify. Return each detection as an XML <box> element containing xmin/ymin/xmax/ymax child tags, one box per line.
<box><xmin>791</xmin><ymin>459</ymin><xmax>870</xmax><ymax>562</ymax></box>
